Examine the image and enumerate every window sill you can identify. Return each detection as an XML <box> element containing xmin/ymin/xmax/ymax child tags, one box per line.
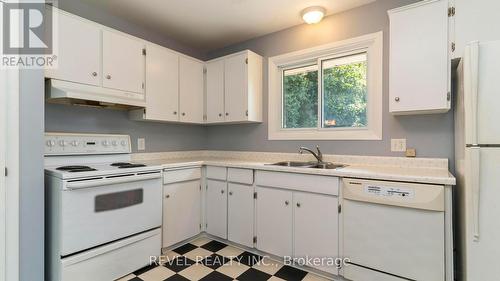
<box><xmin>268</xmin><ymin>128</ymin><xmax>382</xmax><ymax>141</ymax></box>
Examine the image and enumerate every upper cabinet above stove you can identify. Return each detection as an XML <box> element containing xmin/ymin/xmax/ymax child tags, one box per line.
<box><xmin>45</xmin><ymin>7</ymin><xmax>146</xmax><ymax>108</ymax></box>
<box><xmin>388</xmin><ymin>0</ymin><xmax>454</xmax><ymax>115</ymax></box>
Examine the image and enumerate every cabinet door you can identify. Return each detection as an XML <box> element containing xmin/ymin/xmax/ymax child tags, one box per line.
<box><xmin>228</xmin><ymin>183</ymin><xmax>254</xmax><ymax>248</ymax></box>
<box><xmin>179</xmin><ymin>57</ymin><xmax>204</xmax><ymax>123</ymax></box>
<box><xmin>294</xmin><ymin>192</ymin><xmax>339</xmax><ymax>274</ymax></box>
<box><xmin>45</xmin><ymin>10</ymin><xmax>100</xmax><ymax>86</ymax></box>
<box><xmin>206</xmin><ymin>179</ymin><xmax>227</xmax><ymax>239</ymax></box>
<box><xmin>256</xmin><ymin>187</ymin><xmax>293</xmax><ymax>257</ymax></box>
<box><xmin>102</xmin><ymin>30</ymin><xmax>145</xmax><ymax>94</ymax></box>
<box><xmin>144</xmin><ymin>43</ymin><xmax>179</xmax><ymax>122</ymax></box>
<box><xmin>206</xmin><ymin>60</ymin><xmax>225</xmax><ymax>123</ymax></box>
<box><xmin>389</xmin><ymin>0</ymin><xmax>450</xmax><ymax>114</ymax></box>
<box><xmin>224</xmin><ymin>53</ymin><xmax>248</xmax><ymax>122</ymax></box>
<box><xmin>163</xmin><ymin>180</ymin><xmax>201</xmax><ymax>248</ymax></box>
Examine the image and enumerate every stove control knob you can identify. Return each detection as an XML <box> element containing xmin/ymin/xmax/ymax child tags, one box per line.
<box><xmin>71</xmin><ymin>141</ymin><xmax>79</xmax><ymax>146</ymax></box>
<box><xmin>59</xmin><ymin>140</ymin><xmax>68</xmax><ymax>147</ymax></box>
<box><xmin>121</xmin><ymin>140</ymin><xmax>127</xmax><ymax>146</ymax></box>
<box><xmin>46</xmin><ymin>140</ymin><xmax>56</xmax><ymax>147</ymax></box>
<box><xmin>112</xmin><ymin>140</ymin><xmax>118</xmax><ymax>146</ymax></box>
<box><xmin>102</xmin><ymin>140</ymin><xmax>109</xmax><ymax>147</ymax></box>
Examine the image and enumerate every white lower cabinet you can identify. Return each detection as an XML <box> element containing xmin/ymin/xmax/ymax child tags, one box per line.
<box><xmin>162</xmin><ymin>169</ymin><xmax>202</xmax><ymax>248</ymax></box>
<box><xmin>205</xmin><ymin>179</ymin><xmax>228</xmax><ymax>239</ymax></box>
<box><xmin>255</xmin><ymin>187</ymin><xmax>293</xmax><ymax>257</ymax></box>
<box><xmin>227</xmin><ymin>183</ymin><xmax>254</xmax><ymax>248</ymax></box>
<box><xmin>294</xmin><ymin>192</ymin><xmax>339</xmax><ymax>274</ymax></box>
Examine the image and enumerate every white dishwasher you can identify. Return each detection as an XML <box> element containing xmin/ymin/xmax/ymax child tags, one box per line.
<box><xmin>342</xmin><ymin>178</ymin><xmax>445</xmax><ymax>281</ymax></box>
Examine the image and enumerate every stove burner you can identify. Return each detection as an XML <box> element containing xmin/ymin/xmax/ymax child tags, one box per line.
<box><xmin>117</xmin><ymin>164</ymin><xmax>147</xmax><ymax>169</ymax></box>
<box><xmin>110</xmin><ymin>162</ymin><xmax>131</xmax><ymax>167</ymax></box>
<box><xmin>110</xmin><ymin>162</ymin><xmax>147</xmax><ymax>169</ymax></box>
<box><xmin>67</xmin><ymin>167</ymin><xmax>98</xmax><ymax>173</ymax></box>
<box><xmin>56</xmin><ymin>165</ymin><xmax>92</xmax><ymax>171</ymax></box>
<box><xmin>56</xmin><ymin>165</ymin><xmax>98</xmax><ymax>173</ymax></box>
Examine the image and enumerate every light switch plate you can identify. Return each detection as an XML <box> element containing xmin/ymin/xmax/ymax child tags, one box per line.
<box><xmin>137</xmin><ymin>138</ymin><xmax>146</xmax><ymax>151</ymax></box>
<box><xmin>391</xmin><ymin>139</ymin><xmax>406</xmax><ymax>152</ymax></box>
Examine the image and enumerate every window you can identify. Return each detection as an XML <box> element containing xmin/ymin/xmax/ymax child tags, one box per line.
<box><xmin>268</xmin><ymin>32</ymin><xmax>383</xmax><ymax>140</ymax></box>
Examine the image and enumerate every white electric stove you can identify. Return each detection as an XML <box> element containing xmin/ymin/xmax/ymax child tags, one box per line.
<box><xmin>44</xmin><ymin>132</ymin><xmax>163</xmax><ymax>281</ymax></box>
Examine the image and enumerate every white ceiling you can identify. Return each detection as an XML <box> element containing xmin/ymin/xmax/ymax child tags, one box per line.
<box><xmin>80</xmin><ymin>0</ymin><xmax>376</xmax><ymax>51</ymax></box>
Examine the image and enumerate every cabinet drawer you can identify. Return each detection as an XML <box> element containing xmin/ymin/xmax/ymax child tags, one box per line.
<box><xmin>255</xmin><ymin>171</ymin><xmax>339</xmax><ymax>196</ymax></box>
<box><xmin>227</xmin><ymin>168</ymin><xmax>253</xmax><ymax>185</ymax></box>
<box><xmin>163</xmin><ymin>168</ymin><xmax>201</xmax><ymax>185</ymax></box>
<box><xmin>206</xmin><ymin>166</ymin><xmax>227</xmax><ymax>180</ymax></box>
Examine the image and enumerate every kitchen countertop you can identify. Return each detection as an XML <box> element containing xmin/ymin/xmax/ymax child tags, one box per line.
<box><xmin>139</xmin><ymin>157</ymin><xmax>456</xmax><ymax>186</ymax></box>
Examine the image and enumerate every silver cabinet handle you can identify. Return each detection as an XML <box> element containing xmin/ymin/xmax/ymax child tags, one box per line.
<box><xmin>173</xmin><ymin>111</ymin><xmax>177</xmax><ymax>115</ymax></box>
<box><xmin>182</xmin><ymin>112</ymin><xmax>186</xmax><ymax>116</ymax></box>
<box><xmin>296</xmin><ymin>203</ymin><xmax>301</xmax><ymax>208</ymax></box>
<box><xmin>285</xmin><ymin>200</ymin><xmax>289</xmax><ymax>206</ymax></box>
<box><xmin>395</xmin><ymin>97</ymin><xmax>400</xmax><ymax>102</ymax></box>
<box><xmin>229</xmin><ymin>191</ymin><xmax>233</xmax><ymax>196</ymax></box>
<box><xmin>106</xmin><ymin>74</ymin><xmax>111</xmax><ymax>79</ymax></box>
<box><xmin>219</xmin><ymin>113</ymin><xmax>222</xmax><ymax>117</ymax></box>
<box><xmin>165</xmin><ymin>195</ymin><xmax>170</xmax><ymax>199</ymax></box>
<box><xmin>225</xmin><ymin>112</ymin><xmax>229</xmax><ymax>116</ymax></box>
<box><xmin>91</xmin><ymin>72</ymin><xmax>98</xmax><ymax>77</ymax></box>
<box><xmin>221</xmin><ymin>190</ymin><xmax>225</xmax><ymax>194</ymax></box>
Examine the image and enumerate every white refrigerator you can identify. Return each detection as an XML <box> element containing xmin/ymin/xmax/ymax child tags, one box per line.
<box><xmin>455</xmin><ymin>40</ymin><xmax>500</xmax><ymax>281</ymax></box>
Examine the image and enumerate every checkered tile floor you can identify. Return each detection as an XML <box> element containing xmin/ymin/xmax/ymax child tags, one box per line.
<box><xmin>116</xmin><ymin>237</ymin><xmax>331</xmax><ymax>281</ymax></box>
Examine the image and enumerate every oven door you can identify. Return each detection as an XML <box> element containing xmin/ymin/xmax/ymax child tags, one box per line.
<box><xmin>60</xmin><ymin>171</ymin><xmax>162</xmax><ymax>256</ymax></box>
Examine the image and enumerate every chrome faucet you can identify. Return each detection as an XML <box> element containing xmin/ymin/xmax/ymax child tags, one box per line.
<box><xmin>299</xmin><ymin>145</ymin><xmax>323</xmax><ymax>163</ymax></box>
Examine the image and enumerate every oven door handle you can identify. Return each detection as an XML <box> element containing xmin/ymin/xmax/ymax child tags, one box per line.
<box><xmin>65</xmin><ymin>172</ymin><xmax>161</xmax><ymax>191</ymax></box>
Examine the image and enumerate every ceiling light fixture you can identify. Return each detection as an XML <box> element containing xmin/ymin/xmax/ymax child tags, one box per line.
<box><xmin>301</xmin><ymin>6</ymin><xmax>326</xmax><ymax>24</ymax></box>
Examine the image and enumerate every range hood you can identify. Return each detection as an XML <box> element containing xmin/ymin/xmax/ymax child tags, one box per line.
<box><xmin>45</xmin><ymin>79</ymin><xmax>146</xmax><ymax>109</ymax></box>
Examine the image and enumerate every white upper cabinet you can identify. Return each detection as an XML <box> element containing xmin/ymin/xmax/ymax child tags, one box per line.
<box><xmin>179</xmin><ymin>57</ymin><xmax>204</xmax><ymax>123</ymax></box>
<box><xmin>388</xmin><ymin>0</ymin><xmax>451</xmax><ymax>115</ymax></box>
<box><xmin>206</xmin><ymin>60</ymin><xmax>225</xmax><ymax>123</ymax></box>
<box><xmin>130</xmin><ymin>43</ymin><xmax>179</xmax><ymax>122</ymax></box>
<box><xmin>205</xmin><ymin>50</ymin><xmax>263</xmax><ymax>124</ymax></box>
<box><xmin>45</xmin><ymin>10</ymin><xmax>101</xmax><ymax>86</ymax></box>
<box><xmin>102</xmin><ymin>30</ymin><xmax>145</xmax><ymax>94</ymax></box>
<box><xmin>224</xmin><ymin>53</ymin><xmax>248</xmax><ymax>122</ymax></box>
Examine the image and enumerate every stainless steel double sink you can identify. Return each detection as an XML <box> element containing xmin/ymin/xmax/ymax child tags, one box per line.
<box><xmin>268</xmin><ymin>161</ymin><xmax>347</xmax><ymax>170</ymax></box>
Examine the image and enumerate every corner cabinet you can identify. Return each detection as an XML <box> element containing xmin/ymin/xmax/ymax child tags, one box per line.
<box><xmin>179</xmin><ymin>57</ymin><xmax>205</xmax><ymax>123</ymax></box>
<box><xmin>205</xmin><ymin>50</ymin><xmax>263</xmax><ymax>124</ymax></box>
<box><xmin>388</xmin><ymin>0</ymin><xmax>453</xmax><ymax>115</ymax></box>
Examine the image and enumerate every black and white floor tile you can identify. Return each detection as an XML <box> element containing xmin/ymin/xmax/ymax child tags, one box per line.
<box><xmin>115</xmin><ymin>237</ymin><xmax>331</xmax><ymax>281</ymax></box>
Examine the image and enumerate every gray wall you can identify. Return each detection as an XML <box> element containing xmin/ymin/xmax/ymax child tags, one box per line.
<box><xmin>45</xmin><ymin>103</ymin><xmax>207</xmax><ymax>152</ymax></box>
<box><xmin>205</xmin><ymin>0</ymin><xmax>455</xmax><ymax>163</ymax></box>
<box><xmin>47</xmin><ymin>0</ymin><xmax>208</xmax><ymax>153</ymax></box>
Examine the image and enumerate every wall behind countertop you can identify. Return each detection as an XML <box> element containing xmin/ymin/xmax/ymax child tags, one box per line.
<box><xmin>205</xmin><ymin>0</ymin><xmax>455</xmax><ymax>168</ymax></box>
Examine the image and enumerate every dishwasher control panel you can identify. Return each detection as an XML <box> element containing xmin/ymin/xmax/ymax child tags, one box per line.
<box><xmin>365</xmin><ymin>185</ymin><xmax>415</xmax><ymax>199</ymax></box>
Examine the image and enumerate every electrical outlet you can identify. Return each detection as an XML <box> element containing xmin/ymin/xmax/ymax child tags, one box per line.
<box><xmin>137</xmin><ymin>138</ymin><xmax>146</xmax><ymax>151</ymax></box>
<box><xmin>391</xmin><ymin>139</ymin><xmax>406</xmax><ymax>152</ymax></box>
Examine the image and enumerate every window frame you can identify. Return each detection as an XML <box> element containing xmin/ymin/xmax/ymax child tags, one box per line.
<box><xmin>268</xmin><ymin>32</ymin><xmax>383</xmax><ymax>140</ymax></box>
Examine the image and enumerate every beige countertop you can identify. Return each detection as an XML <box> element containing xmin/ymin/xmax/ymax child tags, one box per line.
<box><xmin>139</xmin><ymin>156</ymin><xmax>456</xmax><ymax>186</ymax></box>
